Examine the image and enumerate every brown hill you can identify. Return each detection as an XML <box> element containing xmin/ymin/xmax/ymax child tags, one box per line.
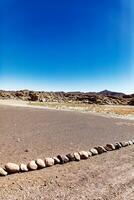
<box><xmin>0</xmin><ymin>90</ymin><xmax>133</xmax><ymax>105</ymax></box>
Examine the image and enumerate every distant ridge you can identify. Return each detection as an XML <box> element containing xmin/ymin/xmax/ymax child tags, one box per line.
<box><xmin>98</xmin><ymin>90</ymin><xmax>125</xmax><ymax>97</ymax></box>
<box><xmin>0</xmin><ymin>89</ymin><xmax>134</xmax><ymax>105</ymax></box>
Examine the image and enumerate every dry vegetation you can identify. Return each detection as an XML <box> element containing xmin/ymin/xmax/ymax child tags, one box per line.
<box><xmin>28</xmin><ymin>102</ymin><xmax>134</xmax><ymax>118</ymax></box>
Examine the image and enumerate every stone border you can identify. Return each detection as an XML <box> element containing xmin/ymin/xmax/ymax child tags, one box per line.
<box><xmin>0</xmin><ymin>140</ymin><xmax>134</xmax><ymax>176</ymax></box>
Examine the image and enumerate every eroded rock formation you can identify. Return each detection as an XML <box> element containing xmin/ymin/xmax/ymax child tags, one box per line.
<box><xmin>0</xmin><ymin>90</ymin><xmax>133</xmax><ymax>105</ymax></box>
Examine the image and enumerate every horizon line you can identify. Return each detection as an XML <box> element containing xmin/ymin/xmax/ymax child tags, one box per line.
<box><xmin>0</xmin><ymin>88</ymin><xmax>133</xmax><ymax>95</ymax></box>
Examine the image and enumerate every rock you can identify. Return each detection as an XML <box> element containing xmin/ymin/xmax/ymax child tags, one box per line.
<box><xmin>118</xmin><ymin>142</ymin><xmax>122</xmax><ymax>147</ymax></box>
<box><xmin>79</xmin><ymin>151</ymin><xmax>89</xmax><ymax>159</ymax></box>
<box><xmin>128</xmin><ymin>140</ymin><xmax>133</xmax><ymax>145</ymax></box>
<box><xmin>53</xmin><ymin>157</ymin><xmax>61</xmax><ymax>164</ymax></box>
<box><xmin>45</xmin><ymin>158</ymin><xmax>55</xmax><ymax>167</ymax></box>
<box><xmin>20</xmin><ymin>164</ymin><xmax>28</xmax><ymax>172</ymax></box>
<box><xmin>57</xmin><ymin>155</ymin><xmax>69</xmax><ymax>164</ymax></box>
<box><xmin>0</xmin><ymin>90</ymin><xmax>133</xmax><ymax>106</ymax></box>
<box><xmin>128</xmin><ymin>98</ymin><xmax>134</xmax><ymax>105</ymax></box>
<box><xmin>17</xmin><ymin>138</ymin><xmax>21</xmax><ymax>143</ymax></box>
<box><xmin>36</xmin><ymin>159</ymin><xmax>46</xmax><ymax>168</ymax></box>
<box><xmin>131</xmin><ymin>139</ymin><xmax>134</xmax><ymax>144</ymax></box>
<box><xmin>125</xmin><ymin>141</ymin><xmax>129</xmax><ymax>146</ymax></box>
<box><xmin>5</xmin><ymin>163</ymin><xmax>20</xmax><ymax>174</ymax></box>
<box><xmin>95</xmin><ymin>146</ymin><xmax>107</xmax><ymax>154</ymax></box>
<box><xmin>114</xmin><ymin>142</ymin><xmax>122</xmax><ymax>150</ymax></box>
<box><xmin>0</xmin><ymin>167</ymin><xmax>8</xmax><ymax>176</ymax></box>
<box><xmin>120</xmin><ymin>141</ymin><xmax>129</xmax><ymax>147</ymax></box>
<box><xmin>90</xmin><ymin>148</ymin><xmax>98</xmax><ymax>156</ymax></box>
<box><xmin>87</xmin><ymin>151</ymin><xmax>92</xmax><ymax>157</ymax></box>
<box><xmin>27</xmin><ymin>160</ymin><xmax>38</xmax><ymax>170</ymax></box>
<box><xmin>105</xmin><ymin>144</ymin><xmax>115</xmax><ymax>151</ymax></box>
<box><xmin>29</xmin><ymin>92</ymin><xmax>39</xmax><ymax>101</ymax></box>
<box><xmin>74</xmin><ymin>152</ymin><xmax>80</xmax><ymax>161</ymax></box>
<box><xmin>66</xmin><ymin>153</ymin><xmax>75</xmax><ymax>161</ymax></box>
<box><xmin>24</xmin><ymin>149</ymin><xmax>29</xmax><ymax>152</ymax></box>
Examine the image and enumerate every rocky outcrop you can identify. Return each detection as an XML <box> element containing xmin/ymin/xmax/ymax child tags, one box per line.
<box><xmin>128</xmin><ymin>98</ymin><xmax>134</xmax><ymax>105</ymax></box>
<box><xmin>0</xmin><ymin>90</ymin><xmax>134</xmax><ymax>105</ymax></box>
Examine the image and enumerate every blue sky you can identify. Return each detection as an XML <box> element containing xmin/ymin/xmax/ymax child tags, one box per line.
<box><xmin>0</xmin><ymin>0</ymin><xmax>134</xmax><ymax>93</ymax></box>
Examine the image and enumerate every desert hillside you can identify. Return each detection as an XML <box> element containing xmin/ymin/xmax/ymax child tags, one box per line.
<box><xmin>0</xmin><ymin>90</ymin><xmax>134</xmax><ymax>105</ymax></box>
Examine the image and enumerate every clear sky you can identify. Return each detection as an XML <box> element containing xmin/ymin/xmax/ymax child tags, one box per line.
<box><xmin>0</xmin><ymin>0</ymin><xmax>134</xmax><ymax>93</ymax></box>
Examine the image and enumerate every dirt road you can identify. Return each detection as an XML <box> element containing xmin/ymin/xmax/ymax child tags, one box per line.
<box><xmin>0</xmin><ymin>105</ymin><xmax>134</xmax><ymax>199</ymax></box>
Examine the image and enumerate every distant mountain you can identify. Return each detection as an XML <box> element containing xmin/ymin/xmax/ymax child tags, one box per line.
<box><xmin>98</xmin><ymin>90</ymin><xmax>125</xmax><ymax>97</ymax></box>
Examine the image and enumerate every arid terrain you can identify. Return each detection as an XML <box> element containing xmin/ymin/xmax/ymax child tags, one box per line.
<box><xmin>0</xmin><ymin>103</ymin><xmax>134</xmax><ymax>199</ymax></box>
<box><xmin>0</xmin><ymin>89</ymin><xmax>134</xmax><ymax>105</ymax></box>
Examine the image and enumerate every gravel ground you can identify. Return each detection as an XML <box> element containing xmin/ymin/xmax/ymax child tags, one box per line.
<box><xmin>0</xmin><ymin>104</ymin><xmax>134</xmax><ymax>199</ymax></box>
<box><xmin>0</xmin><ymin>146</ymin><xmax>134</xmax><ymax>200</ymax></box>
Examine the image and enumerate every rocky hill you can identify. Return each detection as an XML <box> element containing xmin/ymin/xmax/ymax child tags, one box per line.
<box><xmin>0</xmin><ymin>90</ymin><xmax>134</xmax><ymax>105</ymax></box>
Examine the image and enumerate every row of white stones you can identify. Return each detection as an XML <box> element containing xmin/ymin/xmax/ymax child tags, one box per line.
<box><xmin>0</xmin><ymin>140</ymin><xmax>133</xmax><ymax>176</ymax></box>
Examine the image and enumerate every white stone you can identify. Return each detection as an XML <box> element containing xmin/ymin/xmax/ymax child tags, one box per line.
<box><xmin>74</xmin><ymin>152</ymin><xmax>80</xmax><ymax>161</ymax></box>
<box><xmin>79</xmin><ymin>151</ymin><xmax>89</xmax><ymax>159</ymax></box>
<box><xmin>0</xmin><ymin>167</ymin><xmax>8</xmax><ymax>176</ymax></box>
<box><xmin>87</xmin><ymin>151</ymin><xmax>92</xmax><ymax>157</ymax></box>
<box><xmin>5</xmin><ymin>163</ymin><xmax>20</xmax><ymax>173</ymax></box>
<box><xmin>45</xmin><ymin>158</ymin><xmax>54</xmax><ymax>167</ymax></box>
<box><xmin>20</xmin><ymin>164</ymin><xmax>28</xmax><ymax>172</ymax></box>
<box><xmin>27</xmin><ymin>160</ymin><xmax>38</xmax><ymax>170</ymax></box>
<box><xmin>128</xmin><ymin>141</ymin><xmax>133</xmax><ymax>145</ymax></box>
<box><xmin>36</xmin><ymin>159</ymin><xmax>46</xmax><ymax>168</ymax></box>
<box><xmin>90</xmin><ymin>148</ymin><xmax>98</xmax><ymax>155</ymax></box>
